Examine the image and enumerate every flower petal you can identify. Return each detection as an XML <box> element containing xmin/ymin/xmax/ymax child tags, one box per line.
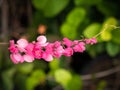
<box><xmin>23</xmin><ymin>54</ymin><xmax>34</xmax><ymax>62</ymax></box>
<box><xmin>37</xmin><ymin>35</ymin><xmax>47</xmax><ymax>44</ymax></box>
<box><xmin>17</xmin><ymin>39</ymin><xmax>28</xmax><ymax>48</ymax></box>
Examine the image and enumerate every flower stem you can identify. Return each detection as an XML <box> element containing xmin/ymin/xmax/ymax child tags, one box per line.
<box><xmin>93</xmin><ymin>24</ymin><xmax>120</xmax><ymax>38</ymax></box>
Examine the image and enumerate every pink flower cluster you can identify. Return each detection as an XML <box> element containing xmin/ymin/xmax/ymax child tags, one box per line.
<box><xmin>8</xmin><ymin>35</ymin><xmax>97</xmax><ymax>64</ymax></box>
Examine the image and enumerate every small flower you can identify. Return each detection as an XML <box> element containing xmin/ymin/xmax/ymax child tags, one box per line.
<box><xmin>23</xmin><ymin>54</ymin><xmax>34</xmax><ymax>62</ymax></box>
<box><xmin>10</xmin><ymin>53</ymin><xmax>24</xmax><ymax>64</ymax></box>
<box><xmin>37</xmin><ymin>35</ymin><xmax>47</xmax><ymax>44</ymax></box>
<box><xmin>42</xmin><ymin>52</ymin><xmax>53</xmax><ymax>62</ymax></box>
<box><xmin>17</xmin><ymin>39</ymin><xmax>28</xmax><ymax>52</ymax></box>
<box><xmin>73</xmin><ymin>42</ymin><xmax>85</xmax><ymax>52</ymax></box>
<box><xmin>25</xmin><ymin>43</ymin><xmax>34</xmax><ymax>56</ymax></box>
<box><xmin>63</xmin><ymin>47</ymin><xmax>73</xmax><ymax>57</ymax></box>
<box><xmin>8</xmin><ymin>40</ymin><xmax>18</xmax><ymax>53</ymax></box>
<box><xmin>63</xmin><ymin>38</ymin><xmax>72</xmax><ymax>47</ymax></box>
<box><xmin>85</xmin><ymin>38</ymin><xmax>97</xmax><ymax>45</ymax></box>
<box><xmin>53</xmin><ymin>46</ymin><xmax>64</xmax><ymax>58</ymax></box>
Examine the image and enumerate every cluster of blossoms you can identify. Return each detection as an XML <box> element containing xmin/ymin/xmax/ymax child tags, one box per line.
<box><xmin>8</xmin><ymin>35</ymin><xmax>97</xmax><ymax>64</ymax></box>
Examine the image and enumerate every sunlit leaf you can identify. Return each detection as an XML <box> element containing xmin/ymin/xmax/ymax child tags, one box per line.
<box><xmin>18</xmin><ymin>63</ymin><xmax>34</xmax><ymax>74</ymax></box>
<box><xmin>106</xmin><ymin>42</ymin><xmax>120</xmax><ymax>57</ymax></box>
<box><xmin>26</xmin><ymin>70</ymin><xmax>46</xmax><ymax>90</ymax></box>
<box><xmin>65</xmin><ymin>75</ymin><xmax>82</xmax><ymax>90</ymax></box>
<box><xmin>101</xmin><ymin>31</ymin><xmax>112</xmax><ymax>41</ymax></box>
<box><xmin>66</xmin><ymin>8</ymin><xmax>86</xmax><ymax>27</ymax></box>
<box><xmin>83</xmin><ymin>23</ymin><xmax>102</xmax><ymax>38</ymax></box>
<box><xmin>49</xmin><ymin>58</ymin><xmax>60</xmax><ymax>71</ymax></box>
<box><xmin>61</xmin><ymin>23</ymin><xmax>77</xmax><ymax>39</ymax></box>
<box><xmin>103</xmin><ymin>17</ymin><xmax>117</xmax><ymax>27</ymax></box>
<box><xmin>54</xmin><ymin>69</ymin><xmax>72</xmax><ymax>87</ymax></box>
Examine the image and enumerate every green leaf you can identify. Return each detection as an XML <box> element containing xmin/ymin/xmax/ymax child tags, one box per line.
<box><xmin>97</xmin><ymin>1</ymin><xmax>118</xmax><ymax>16</ymax></box>
<box><xmin>2</xmin><ymin>68</ymin><xmax>16</xmax><ymax>90</ymax></box>
<box><xmin>106</xmin><ymin>42</ymin><xmax>120</xmax><ymax>57</ymax></box>
<box><xmin>100</xmin><ymin>31</ymin><xmax>112</xmax><ymax>41</ymax></box>
<box><xmin>18</xmin><ymin>63</ymin><xmax>34</xmax><ymax>74</ymax></box>
<box><xmin>32</xmin><ymin>0</ymin><xmax>48</xmax><ymax>10</ymax></box>
<box><xmin>103</xmin><ymin>17</ymin><xmax>118</xmax><ymax>27</ymax></box>
<box><xmin>54</xmin><ymin>69</ymin><xmax>72</xmax><ymax>87</ymax></box>
<box><xmin>61</xmin><ymin>23</ymin><xmax>77</xmax><ymax>39</ymax></box>
<box><xmin>26</xmin><ymin>70</ymin><xmax>46</xmax><ymax>90</ymax></box>
<box><xmin>97</xmin><ymin>80</ymin><xmax>106</xmax><ymax>90</ymax></box>
<box><xmin>112</xmin><ymin>28</ymin><xmax>120</xmax><ymax>44</ymax></box>
<box><xmin>74</xmin><ymin>0</ymin><xmax>102</xmax><ymax>6</ymax></box>
<box><xmin>32</xmin><ymin>0</ymin><xmax>69</xmax><ymax>17</ymax></box>
<box><xmin>66</xmin><ymin>8</ymin><xmax>86</xmax><ymax>27</ymax></box>
<box><xmin>49</xmin><ymin>58</ymin><xmax>60</xmax><ymax>71</ymax></box>
<box><xmin>61</xmin><ymin>8</ymin><xmax>86</xmax><ymax>39</ymax></box>
<box><xmin>65</xmin><ymin>75</ymin><xmax>82</xmax><ymax>90</ymax></box>
<box><xmin>83</xmin><ymin>23</ymin><xmax>102</xmax><ymax>38</ymax></box>
<box><xmin>100</xmin><ymin>17</ymin><xmax>118</xmax><ymax>41</ymax></box>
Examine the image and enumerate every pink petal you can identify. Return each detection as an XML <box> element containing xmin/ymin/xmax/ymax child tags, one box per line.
<box><xmin>17</xmin><ymin>39</ymin><xmax>28</xmax><ymax>48</ymax></box>
<box><xmin>10</xmin><ymin>53</ymin><xmax>24</xmax><ymax>64</ymax></box>
<box><xmin>23</xmin><ymin>54</ymin><xmax>34</xmax><ymax>62</ymax></box>
<box><xmin>37</xmin><ymin>35</ymin><xmax>47</xmax><ymax>44</ymax></box>
<box><xmin>44</xmin><ymin>54</ymin><xmax>53</xmax><ymax>62</ymax></box>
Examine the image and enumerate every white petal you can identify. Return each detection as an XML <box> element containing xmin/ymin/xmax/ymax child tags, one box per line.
<box><xmin>17</xmin><ymin>39</ymin><xmax>28</xmax><ymax>48</ymax></box>
<box><xmin>37</xmin><ymin>35</ymin><xmax>47</xmax><ymax>44</ymax></box>
<box><xmin>23</xmin><ymin>54</ymin><xmax>34</xmax><ymax>62</ymax></box>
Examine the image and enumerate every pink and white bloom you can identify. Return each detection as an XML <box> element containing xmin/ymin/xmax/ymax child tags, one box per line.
<box><xmin>36</xmin><ymin>35</ymin><xmax>48</xmax><ymax>46</ymax></box>
<box><xmin>10</xmin><ymin>53</ymin><xmax>24</xmax><ymax>64</ymax></box>
<box><xmin>25</xmin><ymin>43</ymin><xmax>34</xmax><ymax>56</ymax></box>
<box><xmin>41</xmin><ymin>50</ymin><xmax>53</xmax><ymax>62</ymax></box>
<box><xmin>43</xmin><ymin>54</ymin><xmax>53</xmax><ymax>62</ymax></box>
<box><xmin>63</xmin><ymin>47</ymin><xmax>73</xmax><ymax>57</ymax></box>
<box><xmin>63</xmin><ymin>38</ymin><xmax>72</xmax><ymax>47</ymax></box>
<box><xmin>73</xmin><ymin>42</ymin><xmax>85</xmax><ymax>52</ymax></box>
<box><xmin>23</xmin><ymin>54</ymin><xmax>34</xmax><ymax>62</ymax></box>
<box><xmin>53</xmin><ymin>46</ymin><xmax>64</xmax><ymax>58</ymax></box>
<box><xmin>9</xmin><ymin>40</ymin><xmax>18</xmax><ymax>53</ymax></box>
<box><xmin>85</xmin><ymin>38</ymin><xmax>97</xmax><ymax>45</ymax></box>
<box><xmin>8</xmin><ymin>35</ymin><xmax>97</xmax><ymax>64</ymax></box>
<box><xmin>17</xmin><ymin>39</ymin><xmax>28</xmax><ymax>52</ymax></box>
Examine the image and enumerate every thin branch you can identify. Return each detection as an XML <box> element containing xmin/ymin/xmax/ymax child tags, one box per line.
<box><xmin>81</xmin><ymin>66</ymin><xmax>120</xmax><ymax>81</ymax></box>
<box><xmin>93</xmin><ymin>24</ymin><xmax>120</xmax><ymax>38</ymax></box>
<box><xmin>0</xmin><ymin>42</ymin><xmax>9</xmax><ymax>45</ymax></box>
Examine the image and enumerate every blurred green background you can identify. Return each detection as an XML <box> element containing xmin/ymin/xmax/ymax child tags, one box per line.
<box><xmin>0</xmin><ymin>0</ymin><xmax>120</xmax><ymax>90</ymax></box>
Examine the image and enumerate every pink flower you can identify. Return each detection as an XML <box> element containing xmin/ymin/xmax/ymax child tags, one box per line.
<box><xmin>34</xmin><ymin>50</ymin><xmax>42</xmax><ymax>59</ymax></box>
<box><xmin>43</xmin><ymin>54</ymin><xmax>53</xmax><ymax>62</ymax></box>
<box><xmin>73</xmin><ymin>40</ymin><xmax>79</xmax><ymax>45</ymax></box>
<box><xmin>73</xmin><ymin>42</ymin><xmax>85</xmax><ymax>52</ymax></box>
<box><xmin>85</xmin><ymin>38</ymin><xmax>97</xmax><ymax>45</ymax></box>
<box><xmin>63</xmin><ymin>38</ymin><xmax>72</xmax><ymax>47</ymax></box>
<box><xmin>53</xmin><ymin>46</ymin><xmax>64</xmax><ymax>58</ymax></box>
<box><xmin>45</xmin><ymin>43</ymin><xmax>54</xmax><ymax>54</ymax></box>
<box><xmin>23</xmin><ymin>54</ymin><xmax>34</xmax><ymax>62</ymax></box>
<box><xmin>17</xmin><ymin>39</ymin><xmax>28</xmax><ymax>52</ymax></box>
<box><xmin>51</xmin><ymin>41</ymin><xmax>64</xmax><ymax>58</ymax></box>
<box><xmin>37</xmin><ymin>35</ymin><xmax>48</xmax><ymax>46</ymax></box>
<box><xmin>33</xmin><ymin>45</ymin><xmax>42</xmax><ymax>59</ymax></box>
<box><xmin>8</xmin><ymin>40</ymin><xmax>18</xmax><ymax>53</ymax></box>
<box><xmin>63</xmin><ymin>48</ymin><xmax>73</xmax><ymax>57</ymax></box>
<box><xmin>25</xmin><ymin>43</ymin><xmax>34</xmax><ymax>56</ymax></box>
<box><xmin>10</xmin><ymin>53</ymin><xmax>24</xmax><ymax>64</ymax></box>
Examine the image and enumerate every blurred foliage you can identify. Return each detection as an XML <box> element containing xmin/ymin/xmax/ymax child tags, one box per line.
<box><xmin>1</xmin><ymin>0</ymin><xmax>120</xmax><ymax>90</ymax></box>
